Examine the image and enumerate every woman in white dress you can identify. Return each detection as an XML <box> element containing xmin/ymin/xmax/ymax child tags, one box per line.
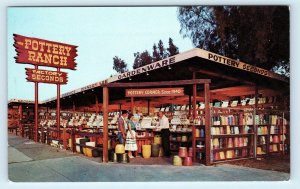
<box><xmin>125</xmin><ymin>114</ymin><xmax>137</xmax><ymax>158</ymax></box>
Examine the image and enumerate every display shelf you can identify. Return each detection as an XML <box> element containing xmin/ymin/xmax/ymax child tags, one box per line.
<box><xmin>212</xmin><ymin>146</ymin><xmax>250</xmax><ymax>152</ymax></box>
<box><xmin>211</xmin><ymin>134</ymin><xmax>254</xmax><ymax>138</ymax></box>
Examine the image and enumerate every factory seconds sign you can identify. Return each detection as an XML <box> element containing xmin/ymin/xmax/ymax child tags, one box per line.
<box><xmin>26</xmin><ymin>68</ymin><xmax>68</xmax><ymax>85</ymax></box>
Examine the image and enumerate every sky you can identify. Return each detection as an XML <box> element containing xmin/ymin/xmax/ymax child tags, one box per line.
<box><xmin>7</xmin><ymin>7</ymin><xmax>194</xmax><ymax>101</ymax></box>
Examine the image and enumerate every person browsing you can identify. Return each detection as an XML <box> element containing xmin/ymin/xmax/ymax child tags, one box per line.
<box><xmin>156</xmin><ymin>111</ymin><xmax>171</xmax><ymax>157</ymax></box>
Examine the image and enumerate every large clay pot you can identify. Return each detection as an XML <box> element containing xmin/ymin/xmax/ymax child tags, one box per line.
<box><xmin>154</xmin><ymin>136</ymin><xmax>162</xmax><ymax>145</ymax></box>
<box><xmin>142</xmin><ymin>145</ymin><xmax>151</xmax><ymax>158</ymax></box>
<box><xmin>151</xmin><ymin>144</ymin><xmax>160</xmax><ymax>157</ymax></box>
<box><xmin>115</xmin><ymin>144</ymin><xmax>125</xmax><ymax>154</ymax></box>
<box><xmin>173</xmin><ymin>155</ymin><xmax>182</xmax><ymax>166</ymax></box>
<box><xmin>178</xmin><ymin>147</ymin><xmax>188</xmax><ymax>158</ymax></box>
<box><xmin>85</xmin><ymin>148</ymin><xmax>93</xmax><ymax>157</ymax></box>
<box><xmin>214</xmin><ymin>152</ymin><xmax>220</xmax><ymax>161</ymax></box>
<box><xmin>183</xmin><ymin>157</ymin><xmax>193</xmax><ymax>166</ymax></box>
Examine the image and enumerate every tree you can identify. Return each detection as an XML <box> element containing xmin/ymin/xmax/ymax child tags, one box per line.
<box><xmin>113</xmin><ymin>56</ymin><xmax>128</xmax><ymax>73</ymax></box>
<box><xmin>133</xmin><ymin>50</ymin><xmax>152</xmax><ymax>69</ymax></box>
<box><xmin>158</xmin><ymin>40</ymin><xmax>168</xmax><ymax>59</ymax></box>
<box><xmin>152</xmin><ymin>44</ymin><xmax>161</xmax><ymax>62</ymax></box>
<box><xmin>167</xmin><ymin>37</ymin><xmax>179</xmax><ymax>56</ymax></box>
<box><xmin>177</xmin><ymin>6</ymin><xmax>290</xmax><ymax>76</ymax></box>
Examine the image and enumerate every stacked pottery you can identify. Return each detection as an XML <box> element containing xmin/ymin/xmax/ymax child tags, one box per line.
<box><xmin>173</xmin><ymin>155</ymin><xmax>182</xmax><ymax>166</ymax></box>
<box><xmin>227</xmin><ymin>138</ymin><xmax>233</xmax><ymax>148</ymax></box>
<box><xmin>142</xmin><ymin>145</ymin><xmax>151</xmax><ymax>158</ymax></box>
<box><xmin>183</xmin><ymin>156</ymin><xmax>193</xmax><ymax>166</ymax></box>
<box><xmin>151</xmin><ymin>144</ymin><xmax>160</xmax><ymax>157</ymax></box>
<box><xmin>154</xmin><ymin>135</ymin><xmax>162</xmax><ymax>145</ymax></box>
<box><xmin>226</xmin><ymin>150</ymin><xmax>233</xmax><ymax>159</ymax></box>
<box><xmin>178</xmin><ymin>147</ymin><xmax>188</xmax><ymax>158</ymax></box>
<box><xmin>115</xmin><ymin>144</ymin><xmax>126</xmax><ymax>163</ymax></box>
<box><xmin>214</xmin><ymin>152</ymin><xmax>220</xmax><ymax>161</ymax></box>
<box><xmin>220</xmin><ymin>151</ymin><xmax>225</xmax><ymax>160</ymax></box>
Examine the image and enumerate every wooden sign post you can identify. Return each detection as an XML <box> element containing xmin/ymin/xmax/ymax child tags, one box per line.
<box><xmin>14</xmin><ymin>34</ymin><xmax>77</xmax><ymax>143</ymax></box>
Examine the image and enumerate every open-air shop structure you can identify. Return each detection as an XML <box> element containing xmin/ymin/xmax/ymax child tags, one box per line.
<box><xmin>8</xmin><ymin>48</ymin><xmax>290</xmax><ymax>166</ymax></box>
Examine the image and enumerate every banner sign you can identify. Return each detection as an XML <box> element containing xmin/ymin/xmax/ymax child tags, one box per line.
<box><xmin>125</xmin><ymin>88</ymin><xmax>184</xmax><ymax>97</ymax></box>
<box><xmin>203</xmin><ymin>50</ymin><xmax>288</xmax><ymax>82</ymax></box>
<box><xmin>26</xmin><ymin>68</ymin><xmax>68</xmax><ymax>85</ymax></box>
<box><xmin>14</xmin><ymin>34</ymin><xmax>77</xmax><ymax>70</ymax></box>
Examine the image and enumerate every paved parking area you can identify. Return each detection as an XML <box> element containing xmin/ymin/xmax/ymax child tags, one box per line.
<box><xmin>8</xmin><ymin>134</ymin><xmax>290</xmax><ymax>182</ymax></box>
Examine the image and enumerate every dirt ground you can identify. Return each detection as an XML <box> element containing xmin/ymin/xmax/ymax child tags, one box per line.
<box><xmin>221</xmin><ymin>155</ymin><xmax>290</xmax><ymax>173</ymax></box>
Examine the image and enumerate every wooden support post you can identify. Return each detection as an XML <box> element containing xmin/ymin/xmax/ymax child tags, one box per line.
<box><xmin>188</xmin><ymin>94</ymin><xmax>192</xmax><ymax>117</ymax></box>
<box><xmin>193</xmin><ymin>84</ymin><xmax>197</xmax><ymax>119</ymax></box>
<box><xmin>95</xmin><ymin>94</ymin><xmax>99</xmax><ymax>114</ymax></box>
<box><xmin>131</xmin><ymin>97</ymin><xmax>134</xmax><ymax>114</ymax></box>
<box><xmin>63</xmin><ymin>127</ymin><xmax>67</xmax><ymax>149</ymax></box>
<box><xmin>57</xmin><ymin>68</ymin><xmax>61</xmax><ymax>140</ymax></box>
<box><xmin>204</xmin><ymin>83</ymin><xmax>211</xmax><ymax>165</ymax></box>
<box><xmin>147</xmin><ymin>99</ymin><xmax>150</xmax><ymax>115</ymax></box>
<box><xmin>19</xmin><ymin>105</ymin><xmax>23</xmax><ymax>137</ymax></box>
<box><xmin>253</xmin><ymin>85</ymin><xmax>258</xmax><ymax>158</ymax></box>
<box><xmin>72</xmin><ymin>99</ymin><xmax>76</xmax><ymax>114</ymax></box>
<box><xmin>103</xmin><ymin>87</ymin><xmax>109</xmax><ymax>163</ymax></box>
<box><xmin>34</xmin><ymin>65</ymin><xmax>39</xmax><ymax>142</ymax></box>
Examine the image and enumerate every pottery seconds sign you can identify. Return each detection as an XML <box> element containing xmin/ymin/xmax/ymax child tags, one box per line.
<box><xmin>14</xmin><ymin>34</ymin><xmax>77</xmax><ymax>70</ymax></box>
<box><xmin>126</xmin><ymin>88</ymin><xmax>184</xmax><ymax>97</ymax></box>
<box><xmin>26</xmin><ymin>68</ymin><xmax>68</xmax><ymax>85</ymax></box>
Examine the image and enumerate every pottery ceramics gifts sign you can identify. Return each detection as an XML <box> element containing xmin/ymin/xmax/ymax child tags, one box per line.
<box><xmin>14</xmin><ymin>34</ymin><xmax>77</xmax><ymax>70</ymax></box>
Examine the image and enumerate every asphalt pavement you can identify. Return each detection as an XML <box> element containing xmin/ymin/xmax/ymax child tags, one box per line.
<box><xmin>8</xmin><ymin>134</ymin><xmax>290</xmax><ymax>182</ymax></box>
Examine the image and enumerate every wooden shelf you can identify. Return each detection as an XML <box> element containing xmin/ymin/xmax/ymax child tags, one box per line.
<box><xmin>212</xmin><ymin>146</ymin><xmax>250</xmax><ymax>152</ymax></box>
<box><xmin>194</xmin><ymin>137</ymin><xmax>205</xmax><ymax>141</ymax></box>
<box><xmin>211</xmin><ymin>134</ymin><xmax>254</xmax><ymax>137</ymax></box>
<box><xmin>170</xmin><ymin>140</ymin><xmax>192</xmax><ymax>143</ymax></box>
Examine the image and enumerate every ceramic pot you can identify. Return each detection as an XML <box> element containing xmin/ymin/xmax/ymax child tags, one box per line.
<box><xmin>115</xmin><ymin>144</ymin><xmax>125</xmax><ymax>154</ymax></box>
<box><xmin>178</xmin><ymin>147</ymin><xmax>188</xmax><ymax>158</ymax></box>
<box><xmin>151</xmin><ymin>144</ymin><xmax>160</xmax><ymax>157</ymax></box>
<box><xmin>183</xmin><ymin>157</ymin><xmax>193</xmax><ymax>166</ymax></box>
<box><xmin>142</xmin><ymin>145</ymin><xmax>151</xmax><ymax>158</ymax></box>
<box><xmin>173</xmin><ymin>155</ymin><xmax>182</xmax><ymax>166</ymax></box>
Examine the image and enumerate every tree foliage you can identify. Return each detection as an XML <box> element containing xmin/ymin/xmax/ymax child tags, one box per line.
<box><xmin>133</xmin><ymin>50</ymin><xmax>152</xmax><ymax>69</ymax></box>
<box><xmin>152</xmin><ymin>44</ymin><xmax>161</xmax><ymax>62</ymax></box>
<box><xmin>167</xmin><ymin>37</ymin><xmax>179</xmax><ymax>56</ymax></box>
<box><xmin>177</xmin><ymin>6</ymin><xmax>289</xmax><ymax>76</ymax></box>
<box><xmin>158</xmin><ymin>40</ymin><xmax>168</xmax><ymax>59</ymax></box>
<box><xmin>112</xmin><ymin>56</ymin><xmax>128</xmax><ymax>73</ymax></box>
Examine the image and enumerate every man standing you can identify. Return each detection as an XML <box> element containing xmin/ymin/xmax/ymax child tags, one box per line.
<box><xmin>157</xmin><ymin>111</ymin><xmax>170</xmax><ymax>157</ymax></box>
<box><xmin>117</xmin><ymin>110</ymin><xmax>128</xmax><ymax>144</ymax></box>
